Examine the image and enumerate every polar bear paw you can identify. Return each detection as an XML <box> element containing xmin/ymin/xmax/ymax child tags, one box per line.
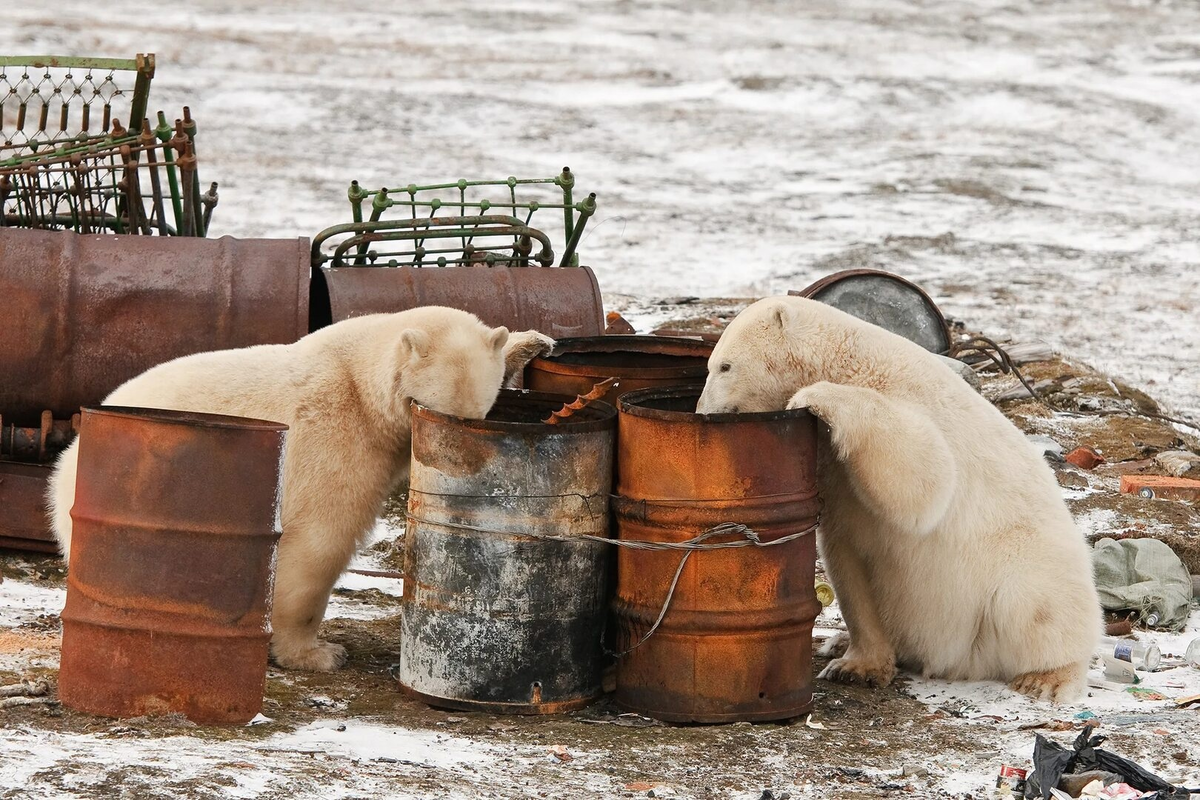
<box><xmin>502</xmin><ymin>331</ymin><xmax>556</xmax><ymax>385</ymax></box>
<box><xmin>817</xmin><ymin>631</ymin><xmax>851</xmax><ymax>659</ymax></box>
<box><xmin>272</xmin><ymin>639</ymin><xmax>348</xmax><ymax>672</ymax></box>
<box><xmin>819</xmin><ymin>652</ymin><xmax>897</xmax><ymax>688</ymax></box>
<box><xmin>1009</xmin><ymin>664</ymin><xmax>1081</xmax><ymax>703</ymax></box>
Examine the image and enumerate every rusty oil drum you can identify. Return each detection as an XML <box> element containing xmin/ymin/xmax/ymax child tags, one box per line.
<box><xmin>58</xmin><ymin>406</ymin><xmax>287</xmax><ymax>724</ymax></box>
<box><xmin>0</xmin><ymin>227</ymin><xmax>310</xmax><ymax>425</ymax></box>
<box><xmin>524</xmin><ymin>335</ymin><xmax>713</xmax><ymax>405</ymax></box>
<box><xmin>400</xmin><ymin>389</ymin><xmax>616</xmax><ymax>714</ymax></box>
<box><xmin>310</xmin><ymin>265</ymin><xmax>605</xmax><ymax>339</ymax></box>
<box><xmin>612</xmin><ymin>386</ymin><xmax>820</xmax><ymax>723</ymax></box>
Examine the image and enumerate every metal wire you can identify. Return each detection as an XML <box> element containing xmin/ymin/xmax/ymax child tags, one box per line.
<box><xmin>405</xmin><ymin>500</ymin><xmax>819</xmax><ymax>656</ymax></box>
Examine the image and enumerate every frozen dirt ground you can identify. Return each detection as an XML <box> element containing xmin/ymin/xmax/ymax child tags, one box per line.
<box><xmin>3</xmin><ymin>1</ymin><xmax>1200</xmax><ymax>797</ymax></box>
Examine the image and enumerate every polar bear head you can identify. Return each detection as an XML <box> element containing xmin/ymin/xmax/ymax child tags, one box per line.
<box><xmin>394</xmin><ymin>309</ymin><xmax>510</xmax><ymax>420</ymax></box>
<box><xmin>696</xmin><ymin>296</ymin><xmax>833</xmax><ymax>414</ymax></box>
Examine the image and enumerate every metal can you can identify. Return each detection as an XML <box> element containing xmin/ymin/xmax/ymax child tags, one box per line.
<box><xmin>612</xmin><ymin>386</ymin><xmax>820</xmax><ymax>723</ymax></box>
<box><xmin>58</xmin><ymin>406</ymin><xmax>287</xmax><ymax>724</ymax></box>
<box><xmin>399</xmin><ymin>389</ymin><xmax>616</xmax><ymax>714</ymax></box>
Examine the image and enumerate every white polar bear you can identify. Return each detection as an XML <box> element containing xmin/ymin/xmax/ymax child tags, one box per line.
<box><xmin>696</xmin><ymin>296</ymin><xmax>1101</xmax><ymax>701</ymax></box>
<box><xmin>49</xmin><ymin>306</ymin><xmax>553</xmax><ymax>671</ymax></box>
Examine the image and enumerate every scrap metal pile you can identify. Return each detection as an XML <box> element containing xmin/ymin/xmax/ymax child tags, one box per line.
<box><xmin>0</xmin><ymin>55</ymin><xmax>215</xmax><ymax>236</ymax></box>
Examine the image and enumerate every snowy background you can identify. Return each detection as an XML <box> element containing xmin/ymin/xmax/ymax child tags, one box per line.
<box><xmin>6</xmin><ymin>0</ymin><xmax>1199</xmax><ymax>419</ymax></box>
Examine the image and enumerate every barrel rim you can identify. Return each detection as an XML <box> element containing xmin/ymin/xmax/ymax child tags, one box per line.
<box><xmin>617</xmin><ymin>386</ymin><xmax>813</xmax><ymax>424</ymax></box>
<box><xmin>530</xmin><ymin>334</ymin><xmax>714</xmax><ymax>380</ymax></box>
<box><xmin>84</xmin><ymin>405</ymin><xmax>289</xmax><ymax>433</ymax></box>
<box><xmin>413</xmin><ymin>388</ymin><xmax>617</xmax><ymax>432</ymax></box>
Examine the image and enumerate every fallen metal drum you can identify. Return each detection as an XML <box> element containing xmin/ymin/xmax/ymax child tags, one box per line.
<box><xmin>0</xmin><ymin>227</ymin><xmax>310</xmax><ymax>425</ymax></box>
<box><xmin>310</xmin><ymin>265</ymin><xmax>605</xmax><ymax>339</ymax></box>
<box><xmin>524</xmin><ymin>335</ymin><xmax>713</xmax><ymax>405</ymax></box>
<box><xmin>0</xmin><ymin>462</ymin><xmax>57</xmax><ymax>552</ymax></box>
<box><xmin>400</xmin><ymin>389</ymin><xmax>616</xmax><ymax>714</ymax></box>
<box><xmin>791</xmin><ymin>268</ymin><xmax>951</xmax><ymax>354</ymax></box>
<box><xmin>613</xmin><ymin>386</ymin><xmax>820</xmax><ymax>723</ymax></box>
<box><xmin>58</xmin><ymin>407</ymin><xmax>287</xmax><ymax>724</ymax></box>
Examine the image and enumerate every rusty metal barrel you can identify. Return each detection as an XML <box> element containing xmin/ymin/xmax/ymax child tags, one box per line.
<box><xmin>58</xmin><ymin>406</ymin><xmax>287</xmax><ymax>724</ymax></box>
<box><xmin>310</xmin><ymin>265</ymin><xmax>605</xmax><ymax>339</ymax></box>
<box><xmin>524</xmin><ymin>335</ymin><xmax>713</xmax><ymax>405</ymax></box>
<box><xmin>612</xmin><ymin>386</ymin><xmax>820</xmax><ymax>723</ymax></box>
<box><xmin>0</xmin><ymin>227</ymin><xmax>310</xmax><ymax>426</ymax></box>
<box><xmin>400</xmin><ymin>389</ymin><xmax>616</xmax><ymax>714</ymax></box>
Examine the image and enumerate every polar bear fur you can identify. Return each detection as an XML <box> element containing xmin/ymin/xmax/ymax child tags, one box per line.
<box><xmin>49</xmin><ymin>307</ymin><xmax>553</xmax><ymax>671</ymax></box>
<box><xmin>696</xmin><ymin>296</ymin><xmax>1102</xmax><ymax>701</ymax></box>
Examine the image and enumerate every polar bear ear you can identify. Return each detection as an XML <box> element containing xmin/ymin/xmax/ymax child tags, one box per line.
<box><xmin>399</xmin><ymin>329</ymin><xmax>431</xmax><ymax>361</ymax></box>
<box><xmin>771</xmin><ymin>303</ymin><xmax>790</xmax><ymax>328</ymax></box>
<box><xmin>488</xmin><ymin>326</ymin><xmax>510</xmax><ymax>353</ymax></box>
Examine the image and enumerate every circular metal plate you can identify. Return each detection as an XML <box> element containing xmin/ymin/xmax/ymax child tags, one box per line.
<box><xmin>790</xmin><ymin>269</ymin><xmax>951</xmax><ymax>354</ymax></box>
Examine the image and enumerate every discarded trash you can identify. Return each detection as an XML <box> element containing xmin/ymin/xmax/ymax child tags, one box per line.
<box><xmin>612</xmin><ymin>387</ymin><xmax>819</xmax><ymax>723</ymax></box>
<box><xmin>1102</xmin><ymin>637</ymin><xmax>1161</xmax><ymax>671</ymax></box>
<box><xmin>58</xmin><ymin>407</ymin><xmax>287</xmax><ymax>724</ymax></box>
<box><xmin>789</xmin><ymin>269</ymin><xmax>952</xmax><ymax>354</ymax></box>
<box><xmin>804</xmin><ymin>715</ymin><xmax>826</xmax><ymax>730</ymax></box>
<box><xmin>543</xmin><ymin>378</ymin><xmax>616</xmax><ymax>424</ymax></box>
<box><xmin>1101</xmin><ymin>655</ymin><xmax>1138</xmax><ymax>684</ymax></box>
<box><xmin>399</xmin><ymin>390</ymin><xmax>616</xmax><ymax>714</ymax></box>
<box><xmin>814</xmin><ymin>579</ymin><xmax>835</xmax><ymax>607</ymax></box>
<box><xmin>996</xmin><ymin>764</ymin><xmax>1028</xmax><ymax>797</ymax></box>
<box><xmin>605</xmin><ymin>311</ymin><xmax>637</xmax><ymax>335</ymax></box>
<box><xmin>1119</xmin><ymin>475</ymin><xmax>1200</xmax><ymax>503</ymax></box>
<box><xmin>1092</xmin><ymin>538</ymin><xmax>1193</xmax><ymax>630</ymax></box>
<box><xmin>1065</xmin><ymin>447</ymin><xmax>1106</xmax><ymax>470</ymax></box>
<box><xmin>1024</xmin><ymin>724</ymin><xmax>1191</xmax><ymax>799</ymax></box>
<box><xmin>1124</xmin><ymin>686</ymin><xmax>1168</xmax><ymax>701</ymax></box>
<box><xmin>1185</xmin><ymin>639</ymin><xmax>1200</xmax><ymax>669</ymax></box>
<box><xmin>525</xmin><ymin>335</ymin><xmax>713</xmax><ymax>407</ymax></box>
<box><xmin>309</xmin><ymin>169</ymin><xmax>605</xmax><ymax>338</ymax></box>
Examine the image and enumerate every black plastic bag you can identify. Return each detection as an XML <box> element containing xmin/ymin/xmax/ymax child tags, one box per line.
<box><xmin>1024</xmin><ymin>724</ymin><xmax>1192</xmax><ymax>799</ymax></box>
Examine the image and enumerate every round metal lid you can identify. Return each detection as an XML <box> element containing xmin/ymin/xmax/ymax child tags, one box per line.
<box><xmin>790</xmin><ymin>269</ymin><xmax>951</xmax><ymax>354</ymax></box>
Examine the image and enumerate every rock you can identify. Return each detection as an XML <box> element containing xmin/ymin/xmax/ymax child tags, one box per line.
<box><xmin>901</xmin><ymin>764</ymin><xmax>930</xmax><ymax>778</ymax></box>
<box><xmin>1155</xmin><ymin>450</ymin><xmax>1200</xmax><ymax>478</ymax></box>
<box><xmin>936</xmin><ymin>355</ymin><xmax>981</xmax><ymax>391</ymax></box>
<box><xmin>1057</xmin><ymin>470</ymin><xmax>1089</xmax><ymax>489</ymax></box>
<box><xmin>1028</xmin><ymin>434</ymin><xmax>1064</xmax><ymax>462</ymax></box>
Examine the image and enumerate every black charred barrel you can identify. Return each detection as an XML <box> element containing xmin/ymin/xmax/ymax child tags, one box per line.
<box><xmin>399</xmin><ymin>389</ymin><xmax>616</xmax><ymax>714</ymax></box>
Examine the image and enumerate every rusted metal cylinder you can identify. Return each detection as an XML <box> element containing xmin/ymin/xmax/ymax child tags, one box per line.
<box><xmin>310</xmin><ymin>265</ymin><xmax>605</xmax><ymax>339</ymax></box>
<box><xmin>0</xmin><ymin>227</ymin><xmax>310</xmax><ymax>425</ymax></box>
<box><xmin>524</xmin><ymin>335</ymin><xmax>713</xmax><ymax>405</ymax></box>
<box><xmin>58</xmin><ymin>406</ymin><xmax>287</xmax><ymax>724</ymax></box>
<box><xmin>612</xmin><ymin>386</ymin><xmax>820</xmax><ymax>723</ymax></box>
<box><xmin>400</xmin><ymin>389</ymin><xmax>616</xmax><ymax>714</ymax></box>
<box><xmin>790</xmin><ymin>269</ymin><xmax>951</xmax><ymax>354</ymax></box>
<box><xmin>0</xmin><ymin>462</ymin><xmax>58</xmax><ymax>553</ymax></box>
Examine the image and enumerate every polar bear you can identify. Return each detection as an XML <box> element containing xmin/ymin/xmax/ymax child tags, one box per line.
<box><xmin>49</xmin><ymin>307</ymin><xmax>553</xmax><ymax>671</ymax></box>
<box><xmin>696</xmin><ymin>296</ymin><xmax>1102</xmax><ymax>701</ymax></box>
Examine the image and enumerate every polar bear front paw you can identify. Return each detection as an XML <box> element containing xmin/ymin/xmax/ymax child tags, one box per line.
<box><xmin>817</xmin><ymin>631</ymin><xmax>850</xmax><ymax>659</ymax></box>
<box><xmin>1009</xmin><ymin>664</ymin><xmax>1082</xmax><ymax>703</ymax></box>
<box><xmin>272</xmin><ymin>639</ymin><xmax>348</xmax><ymax>672</ymax></box>
<box><xmin>819</xmin><ymin>652</ymin><xmax>897</xmax><ymax>688</ymax></box>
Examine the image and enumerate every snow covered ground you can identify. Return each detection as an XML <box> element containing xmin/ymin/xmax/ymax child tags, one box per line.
<box><xmin>5</xmin><ymin>0</ymin><xmax>1199</xmax><ymax>420</ymax></box>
